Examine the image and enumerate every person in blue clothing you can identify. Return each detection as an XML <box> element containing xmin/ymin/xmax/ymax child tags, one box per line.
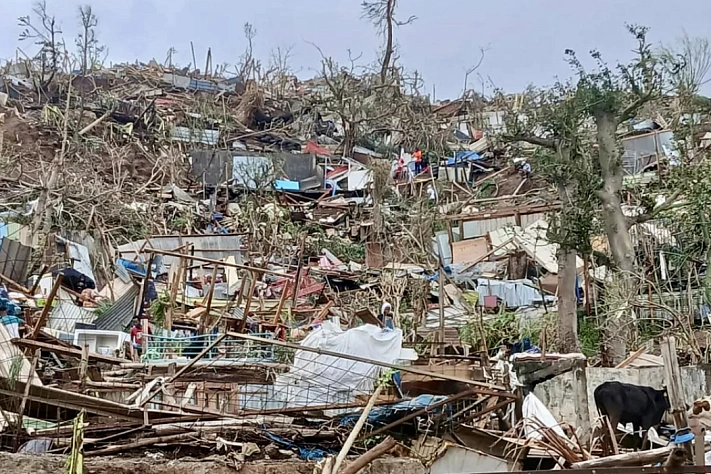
<box><xmin>378</xmin><ymin>302</ymin><xmax>394</xmax><ymax>329</ymax></box>
<box><xmin>0</xmin><ymin>305</ymin><xmax>23</xmax><ymax>338</ymax></box>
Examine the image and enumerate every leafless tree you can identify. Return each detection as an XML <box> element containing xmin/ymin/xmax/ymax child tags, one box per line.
<box><xmin>18</xmin><ymin>1</ymin><xmax>64</xmax><ymax>87</ymax></box>
<box><xmin>659</xmin><ymin>31</ymin><xmax>711</xmax><ymax>96</ymax></box>
<box><xmin>361</xmin><ymin>0</ymin><xmax>416</xmax><ymax>84</ymax></box>
<box><xmin>76</xmin><ymin>5</ymin><xmax>106</xmax><ymax>75</ymax></box>
<box><xmin>237</xmin><ymin>23</ymin><xmax>260</xmax><ymax>82</ymax></box>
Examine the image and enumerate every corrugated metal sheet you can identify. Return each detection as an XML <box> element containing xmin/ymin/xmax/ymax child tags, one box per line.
<box><xmin>171</xmin><ymin>126</ymin><xmax>220</xmax><ymax>145</ymax></box>
<box><xmin>0</xmin><ymin>238</ymin><xmax>31</xmax><ymax>283</ymax></box>
<box><xmin>462</xmin><ymin>216</ymin><xmax>516</xmax><ymax>239</ymax></box>
<box><xmin>48</xmin><ymin>297</ymin><xmax>97</xmax><ymax>333</ymax></box>
<box><xmin>460</xmin><ymin>213</ymin><xmax>545</xmax><ymax>239</ymax></box>
<box><xmin>520</xmin><ymin>212</ymin><xmax>546</xmax><ymax>229</ymax></box>
<box><xmin>190</xmin><ymin>150</ymin><xmax>233</xmax><ymax>185</ymax></box>
<box><xmin>93</xmin><ymin>285</ymin><xmax>139</xmax><ymax>332</ymax></box>
<box><xmin>117</xmin><ymin>234</ymin><xmax>244</xmax><ymax>268</ymax></box>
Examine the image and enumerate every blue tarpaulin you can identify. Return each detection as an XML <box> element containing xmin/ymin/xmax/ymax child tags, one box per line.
<box><xmin>262</xmin><ymin>430</ymin><xmax>330</xmax><ymax>460</ymax></box>
<box><xmin>274</xmin><ymin>180</ymin><xmax>300</xmax><ymax>191</ymax></box>
<box><xmin>446</xmin><ymin>151</ymin><xmax>482</xmax><ymax>166</ymax></box>
<box><xmin>117</xmin><ymin>259</ymin><xmax>146</xmax><ymax>277</ymax></box>
<box><xmin>339</xmin><ymin>394</ymin><xmax>450</xmax><ymax>427</ymax></box>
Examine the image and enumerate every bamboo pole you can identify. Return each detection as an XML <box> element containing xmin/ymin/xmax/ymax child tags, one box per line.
<box><xmin>332</xmin><ymin>385</ymin><xmax>383</xmax><ymax>474</ymax></box>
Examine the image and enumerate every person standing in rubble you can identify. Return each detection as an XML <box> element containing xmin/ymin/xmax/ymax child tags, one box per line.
<box><xmin>413</xmin><ymin>148</ymin><xmax>423</xmax><ymax>175</ymax></box>
<box><xmin>520</xmin><ymin>160</ymin><xmax>532</xmax><ymax>179</ymax></box>
<box><xmin>130</xmin><ymin>318</ymin><xmax>151</xmax><ymax>357</ymax></box>
<box><xmin>379</xmin><ymin>302</ymin><xmax>394</xmax><ymax>329</ymax></box>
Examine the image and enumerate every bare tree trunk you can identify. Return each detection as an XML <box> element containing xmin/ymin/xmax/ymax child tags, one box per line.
<box><xmin>595</xmin><ymin>110</ymin><xmax>637</xmax><ymax>364</ymax></box>
<box><xmin>380</xmin><ymin>0</ymin><xmax>395</xmax><ymax>84</ymax></box>
<box><xmin>557</xmin><ymin>246</ymin><xmax>580</xmax><ymax>353</ymax></box>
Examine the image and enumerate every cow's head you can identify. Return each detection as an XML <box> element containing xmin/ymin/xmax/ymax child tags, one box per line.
<box><xmin>661</xmin><ymin>385</ymin><xmax>671</xmax><ymax>410</ymax></box>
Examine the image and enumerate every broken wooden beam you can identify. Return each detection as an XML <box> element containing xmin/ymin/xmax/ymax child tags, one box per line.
<box><xmin>30</xmin><ymin>276</ymin><xmax>62</xmax><ymax>339</ymax></box>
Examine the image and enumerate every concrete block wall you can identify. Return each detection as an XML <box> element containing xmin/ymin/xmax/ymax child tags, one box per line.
<box><xmin>533</xmin><ymin>365</ymin><xmax>710</xmax><ymax>430</ymax></box>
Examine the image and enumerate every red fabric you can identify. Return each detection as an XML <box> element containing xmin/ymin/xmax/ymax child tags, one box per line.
<box><xmin>413</xmin><ymin>150</ymin><xmax>423</xmax><ymax>162</ymax></box>
<box><xmin>304</xmin><ymin>141</ymin><xmax>332</xmax><ymax>156</ymax></box>
<box><xmin>130</xmin><ymin>325</ymin><xmax>152</xmax><ymax>345</ymax></box>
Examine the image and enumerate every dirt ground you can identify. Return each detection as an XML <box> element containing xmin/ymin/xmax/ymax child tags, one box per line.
<box><xmin>0</xmin><ymin>453</ymin><xmax>426</xmax><ymax>474</ymax></box>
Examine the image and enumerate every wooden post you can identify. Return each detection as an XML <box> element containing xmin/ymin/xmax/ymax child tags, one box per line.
<box><xmin>661</xmin><ymin>337</ymin><xmax>689</xmax><ymax>428</ymax></box>
<box><xmin>273</xmin><ymin>280</ymin><xmax>290</xmax><ymax>325</ymax></box>
<box><xmin>340</xmin><ymin>437</ymin><xmax>396</xmax><ymax>474</ymax></box>
<box><xmin>438</xmin><ymin>267</ymin><xmax>446</xmax><ymax>355</ymax></box>
<box><xmin>200</xmin><ymin>265</ymin><xmax>219</xmax><ymax>333</ymax></box>
<box><xmin>141</xmin><ymin>318</ymin><xmax>149</xmax><ymax>355</ymax></box>
<box><xmin>234</xmin><ymin>272</ymin><xmax>248</xmax><ymax>308</ymax></box>
<box><xmin>30</xmin><ymin>275</ymin><xmax>62</xmax><ymax>340</ymax></box>
<box><xmin>29</xmin><ymin>265</ymin><xmax>49</xmax><ymax>296</ymax></box>
<box><xmin>291</xmin><ymin>234</ymin><xmax>307</xmax><ymax>308</ymax></box>
<box><xmin>16</xmin><ymin>348</ymin><xmax>39</xmax><ymax>434</ymax></box>
<box><xmin>79</xmin><ymin>344</ymin><xmax>89</xmax><ymax>392</ymax></box>
<box><xmin>661</xmin><ymin>336</ymin><xmax>692</xmax><ymax>460</ymax></box>
<box><xmin>135</xmin><ymin>254</ymin><xmax>154</xmax><ymax>321</ymax></box>
<box><xmin>237</xmin><ymin>272</ymin><xmax>257</xmax><ymax>333</ymax></box>
<box><xmin>692</xmin><ymin>424</ymin><xmax>705</xmax><ymax>466</ymax></box>
<box><xmin>166</xmin><ymin>250</ymin><xmax>187</xmax><ymax>332</ymax></box>
<box><xmin>571</xmin><ymin>446</ymin><xmax>679</xmax><ymax>468</ymax></box>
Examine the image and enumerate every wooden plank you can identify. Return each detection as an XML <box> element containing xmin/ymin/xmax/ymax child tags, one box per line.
<box><xmin>12</xmin><ymin>338</ymin><xmax>128</xmax><ymax>365</ymax></box>
<box><xmin>451</xmin><ymin>237</ymin><xmax>489</xmax><ymax>264</ymax></box>
<box><xmin>661</xmin><ymin>337</ymin><xmax>689</xmax><ymax>428</ymax></box>
<box><xmin>615</xmin><ymin>347</ymin><xmax>647</xmax><ymax>369</ymax></box>
<box><xmin>30</xmin><ymin>276</ymin><xmax>62</xmax><ymax>340</ymax></box>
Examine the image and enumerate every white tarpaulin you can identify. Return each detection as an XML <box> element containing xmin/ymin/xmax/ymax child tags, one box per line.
<box><xmin>476</xmin><ymin>279</ymin><xmax>554</xmax><ymax>308</ymax></box>
<box><xmin>522</xmin><ymin>393</ymin><xmax>566</xmax><ymax>440</ymax></box>
<box><xmin>272</xmin><ymin>321</ymin><xmax>403</xmax><ymax>410</ymax></box>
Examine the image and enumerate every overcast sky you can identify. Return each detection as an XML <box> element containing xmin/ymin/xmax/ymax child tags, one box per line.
<box><xmin>1</xmin><ymin>0</ymin><xmax>709</xmax><ymax>99</ymax></box>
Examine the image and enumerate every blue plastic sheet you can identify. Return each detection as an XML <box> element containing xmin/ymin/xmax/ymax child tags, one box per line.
<box><xmin>446</xmin><ymin>151</ymin><xmax>481</xmax><ymax>166</ymax></box>
<box><xmin>262</xmin><ymin>430</ymin><xmax>329</xmax><ymax>460</ymax></box>
<box><xmin>340</xmin><ymin>394</ymin><xmax>449</xmax><ymax>427</ymax></box>
<box><xmin>117</xmin><ymin>259</ymin><xmax>146</xmax><ymax>277</ymax></box>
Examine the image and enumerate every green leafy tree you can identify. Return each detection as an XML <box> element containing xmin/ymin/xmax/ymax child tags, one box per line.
<box><xmin>503</xmin><ymin>82</ymin><xmax>598</xmax><ymax>353</ymax></box>
<box><xmin>566</xmin><ymin>26</ymin><xmax>676</xmax><ymax>363</ymax></box>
